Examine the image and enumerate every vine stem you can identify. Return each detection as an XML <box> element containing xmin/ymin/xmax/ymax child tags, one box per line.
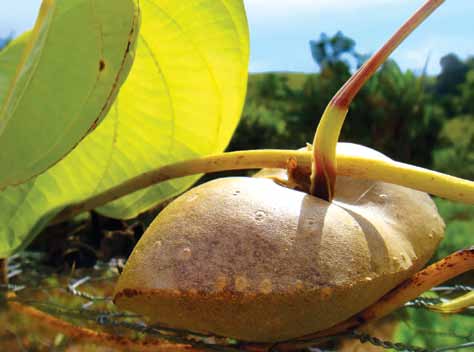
<box><xmin>0</xmin><ymin>258</ymin><xmax>7</xmax><ymax>285</ymax></box>
<box><xmin>310</xmin><ymin>0</ymin><xmax>445</xmax><ymax>201</ymax></box>
<box><xmin>262</xmin><ymin>248</ymin><xmax>474</xmax><ymax>351</ymax></box>
<box><xmin>0</xmin><ymin>258</ymin><xmax>7</xmax><ymax>308</ymax></box>
<box><xmin>8</xmin><ymin>249</ymin><xmax>473</xmax><ymax>352</ymax></box>
<box><xmin>51</xmin><ymin>149</ymin><xmax>474</xmax><ymax>224</ymax></box>
<box><xmin>6</xmin><ymin>293</ymin><xmax>198</xmax><ymax>352</ymax></box>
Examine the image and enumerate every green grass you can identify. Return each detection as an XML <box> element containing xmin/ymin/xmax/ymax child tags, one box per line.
<box><xmin>395</xmin><ymin>309</ymin><xmax>474</xmax><ymax>350</ymax></box>
<box><xmin>394</xmin><ymin>197</ymin><xmax>474</xmax><ymax>349</ymax></box>
<box><xmin>433</xmin><ymin>198</ymin><xmax>474</xmax><ymax>261</ymax></box>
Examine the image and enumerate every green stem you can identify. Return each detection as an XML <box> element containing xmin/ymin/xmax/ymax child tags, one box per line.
<box><xmin>51</xmin><ymin>149</ymin><xmax>474</xmax><ymax>225</ymax></box>
<box><xmin>51</xmin><ymin>150</ymin><xmax>310</xmax><ymax>224</ymax></box>
<box><xmin>310</xmin><ymin>0</ymin><xmax>445</xmax><ymax>201</ymax></box>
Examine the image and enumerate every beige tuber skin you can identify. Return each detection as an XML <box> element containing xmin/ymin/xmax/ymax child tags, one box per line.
<box><xmin>113</xmin><ymin>144</ymin><xmax>446</xmax><ymax>342</ymax></box>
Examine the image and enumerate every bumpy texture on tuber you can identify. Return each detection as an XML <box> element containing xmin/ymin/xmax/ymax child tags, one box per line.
<box><xmin>114</xmin><ymin>144</ymin><xmax>445</xmax><ymax>342</ymax></box>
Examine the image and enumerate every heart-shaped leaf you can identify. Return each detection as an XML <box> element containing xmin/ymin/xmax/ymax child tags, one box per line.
<box><xmin>0</xmin><ymin>0</ymin><xmax>249</xmax><ymax>257</ymax></box>
<box><xmin>0</xmin><ymin>0</ymin><xmax>140</xmax><ymax>189</ymax></box>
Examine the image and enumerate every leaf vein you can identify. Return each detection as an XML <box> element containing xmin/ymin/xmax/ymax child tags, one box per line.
<box><xmin>144</xmin><ymin>0</ymin><xmax>223</xmax><ymax>150</ymax></box>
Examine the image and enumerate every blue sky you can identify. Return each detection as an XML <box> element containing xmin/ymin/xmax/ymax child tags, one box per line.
<box><xmin>1</xmin><ymin>0</ymin><xmax>473</xmax><ymax>74</ymax></box>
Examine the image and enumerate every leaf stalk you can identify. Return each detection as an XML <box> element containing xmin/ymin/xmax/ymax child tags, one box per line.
<box><xmin>310</xmin><ymin>0</ymin><xmax>446</xmax><ymax>201</ymax></box>
<box><xmin>51</xmin><ymin>148</ymin><xmax>474</xmax><ymax>224</ymax></box>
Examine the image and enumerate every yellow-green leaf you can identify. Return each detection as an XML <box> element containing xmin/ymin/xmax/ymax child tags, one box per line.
<box><xmin>0</xmin><ymin>0</ymin><xmax>249</xmax><ymax>257</ymax></box>
<box><xmin>0</xmin><ymin>0</ymin><xmax>140</xmax><ymax>189</ymax></box>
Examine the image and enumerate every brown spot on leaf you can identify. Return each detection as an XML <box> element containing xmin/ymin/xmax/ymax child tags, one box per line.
<box><xmin>99</xmin><ymin>60</ymin><xmax>106</xmax><ymax>71</ymax></box>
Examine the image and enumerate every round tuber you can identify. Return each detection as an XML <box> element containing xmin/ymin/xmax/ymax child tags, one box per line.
<box><xmin>113</xmin><ymin>144</ymin><xmax>445</xmax><ymax>342</ymax></box>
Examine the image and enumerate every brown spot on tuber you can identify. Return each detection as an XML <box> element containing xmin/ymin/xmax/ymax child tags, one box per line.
<box><xmin>235</xmin><ymin>276</ymin><xmax>249</xmax><ymax>292</ymax></box>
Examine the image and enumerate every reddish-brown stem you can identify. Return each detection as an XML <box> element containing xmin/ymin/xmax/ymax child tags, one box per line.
<box><xmin>0</xmin><ymin>258</ymin><xmax>7</xmax><ymax>308</ymax></box>
<box><xmin>310</xmin><ymin>0</ymin><xmax>445</xmax><ymax>201</ymax></box>
<box><xmin>0</xmin><ymin>258</ymin><xmax>7</xmax><ymax>285</ymax></box>
<box><xmin>7</xmin><ymin>292</ymin><xmax>198</xmax><ymax>352</ymax></box>
<box><xmin>311</xmin><ymin>150</ymin><xmax>336</xmax><ymax>201</ymax></box>
<box><xmin>331</xmin><ymin>0</ymin><xmax>444</xmax><ymax>108</ymax></box>
<box><xmin>5</xmin><ymin>248</ymin><xmax>474</xmax><ymax>352</ymax></box>
<box><xmin>266</xmin><ymin>248</ymin><xmax>474</xmax><ymax>351</ymax></box>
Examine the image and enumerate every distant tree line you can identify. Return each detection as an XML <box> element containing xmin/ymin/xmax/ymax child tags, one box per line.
<box><xmin>229</xmin><ymin>32</ymin><xmax>474</xmax><ymax>178</ymax></box>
